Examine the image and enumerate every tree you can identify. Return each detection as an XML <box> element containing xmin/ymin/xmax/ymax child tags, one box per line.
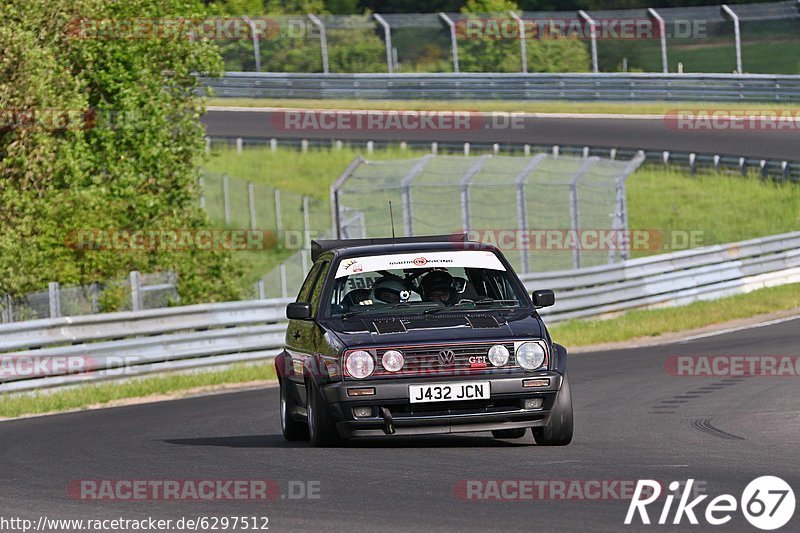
<box><xmin>0</xmin><ymin>0</ymin><xmax>242</xmax><ymax>304</ymax></box>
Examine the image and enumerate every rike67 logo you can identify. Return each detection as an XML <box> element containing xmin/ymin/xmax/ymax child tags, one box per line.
<box><xmin>626</xmin><ymin>477</ymin><xmax>795</xmax><ymax>530</ymax></box>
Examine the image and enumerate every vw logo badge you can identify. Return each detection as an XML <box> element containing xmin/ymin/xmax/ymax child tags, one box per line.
<box><xmin>438</xmin><ymin>349</ymin><xmax>456</xmax><ymax>366</ymax></box>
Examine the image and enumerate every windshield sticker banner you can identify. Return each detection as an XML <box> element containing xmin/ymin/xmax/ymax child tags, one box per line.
<box><xmin>335</xmin><ymin>251</ymin><xmax>505</xmax><ymax>279</ymax></box>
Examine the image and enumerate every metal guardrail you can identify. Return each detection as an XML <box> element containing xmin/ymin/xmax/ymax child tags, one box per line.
<box><xmin>1</xmin><ymin>231</ymin><xmax>798</xmax><ymax>394</ymax></box>
<box><xmin>201</xmin><ymin>72</ymin><xmax>800</xmax><ymax>102</ymax></box>
<box><xmin>207</xmin><ymin>136</ymin><xmax>800</xmax><ymax>182</ymax></box>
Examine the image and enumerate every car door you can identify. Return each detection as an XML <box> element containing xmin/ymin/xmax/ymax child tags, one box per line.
<box><xmin>284</xmin><ymin>259</ymin><xmax>330</xmax><ymax>407</ymax></box>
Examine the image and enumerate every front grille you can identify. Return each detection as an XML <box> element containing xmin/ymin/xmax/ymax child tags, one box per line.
<box><xmin>389</xmin><ymin>399</ymin><xmax>525</xmax><ymax>417</ymax></box>
<box><xmin>369</xmin><ymin>341</ymin><xmax>518</xmax><ymax>378</ymax></box>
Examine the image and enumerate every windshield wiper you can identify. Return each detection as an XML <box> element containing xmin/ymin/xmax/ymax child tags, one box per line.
<box><xmin>423</xmin><ymin>298</ymin><xmax>519</xmax><ymax>316</ymax></box>
<box><xmin>340</xmin><ymin>302</ymin><xmax>434</xmax><ymax>319</ymax></box>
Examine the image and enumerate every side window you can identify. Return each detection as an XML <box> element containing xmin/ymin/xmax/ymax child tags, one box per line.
<box><xmin>296</xmin><ymin>261</ymin><xmax>323</xmax><ymax>302</ymax></box>
<box><xmin>308</xmin><ymin>261</ymin><xmax>330</xmax><ymax>314</ymax></box>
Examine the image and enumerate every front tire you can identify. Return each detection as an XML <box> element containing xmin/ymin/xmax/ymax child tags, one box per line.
<box><xmin>532</xmin><ymin>373</ymin><xmax>573</xmax><ymax>446</ymax></box>
<box><xmin>307</xmin><ymin>381</ymin><xmax>344</xmax><ymax>447</ymax></box>
<box><xmin>491</xmin><ymin>428</ymin><xmax>527</xmax><ymax>439</ymax></box>
<box><xmin>280</xmin><ymin>380</ymin><xmax>309</xmax><ymax>441</ymax></box>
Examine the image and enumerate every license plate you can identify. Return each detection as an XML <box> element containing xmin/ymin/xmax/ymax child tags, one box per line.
<box><xmin>409</xmin><ymin>381</ymin><xmax>490</xmax><ymax>403</ymax></box>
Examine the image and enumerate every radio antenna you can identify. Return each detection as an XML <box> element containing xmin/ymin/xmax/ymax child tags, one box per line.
<box><xmin>389</xmin><ymin>201</ymin><xmax>396</xmax><ymax>239</ymax></box>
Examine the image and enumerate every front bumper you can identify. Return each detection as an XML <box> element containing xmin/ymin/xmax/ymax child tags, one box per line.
<box><xmin>321</xmin><ymin>372</ymin><xmax>563</xmax><ymax>438</ymax></box>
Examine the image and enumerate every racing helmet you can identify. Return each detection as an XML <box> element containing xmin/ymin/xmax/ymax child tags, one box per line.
<box><xmin>369</xmin><ymin>278</ymin><xmax>411</xmax><ymax>304</ymax></box>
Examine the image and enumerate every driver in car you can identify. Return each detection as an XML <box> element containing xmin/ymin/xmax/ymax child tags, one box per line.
<box><xmin>359</xmin><ymin>278</ymin><xmax>410</xmax><ymax>305</ymax></box>
<box><xmin>420</xmin><ymin>270</ymin><xmax>457</xmax><ymax>306</ymax></box>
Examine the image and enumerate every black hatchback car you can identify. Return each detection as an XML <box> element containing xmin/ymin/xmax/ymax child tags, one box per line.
<box><xmin>275</xmin><ymin>235</ymin><xmax>572</xmax><ymax>447</ymax></box>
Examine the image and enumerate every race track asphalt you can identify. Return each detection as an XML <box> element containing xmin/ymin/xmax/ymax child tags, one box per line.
<box><xmin>1</xmin><ymin>316</ymin><xmax>798</xmax><ymax>532</ymax></box>
<box><xmin>202</xmin><ymin>109</ymin><xmax>800</xmax><ymax>160</ymax></box>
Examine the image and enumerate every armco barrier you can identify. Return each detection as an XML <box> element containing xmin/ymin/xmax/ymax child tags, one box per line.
<box><xmin>1</xmin><ymin>232</ymin><xmax>799</xmax><ymax>393</ymax></box>
<box><xmin>201</xmin><ymin>72</ymin><xmax>800</xmax><ymax>102</ymax></box>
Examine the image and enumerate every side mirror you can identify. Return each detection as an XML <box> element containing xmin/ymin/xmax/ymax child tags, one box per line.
<box><xmin>286</xmin><ymin>302</ymin><xmax>312</xmax><ymax>320</ymax></box>
<box><xmin>532</xmin><ymin>290</ymin><xmax>555</xmax><ymax>308</ymax></box>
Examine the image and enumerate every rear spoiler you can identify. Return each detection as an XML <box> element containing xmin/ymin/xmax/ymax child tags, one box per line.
<box><xmin>311</xmin><ymin>234</ymin><xmax>468</xmax><ymax>263</ymax></box>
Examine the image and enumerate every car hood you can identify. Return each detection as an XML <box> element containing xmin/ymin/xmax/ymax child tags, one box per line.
<box><xmin>323</xmin><ymin>310</ymin><xmax>545</xmax><ymax>349</ymax></box>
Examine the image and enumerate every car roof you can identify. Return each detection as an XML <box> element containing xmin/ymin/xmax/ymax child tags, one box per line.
<box><xmin>311</xmin><ymin>235</ymin><xmax>500</xmax><ymax>262</ymax></box>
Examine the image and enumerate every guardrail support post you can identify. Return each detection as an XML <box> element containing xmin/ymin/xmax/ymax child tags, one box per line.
<box><xmin>257</xmin><ymin>279</ymin><xmax>266</xmax><ymax>299</ymax></box>
<box><xmin>280</xmin><ymin>264</ymin><xmax>288</xmax><ymax>298</ymax></box>
<box><xmin>648</xmin><ymin>8</ymin><xmax>668</xmax><ymax>73</ymax></box>
<box><xmin>439</xmin><ymin>13</ymin><xmax>460</xmax><ymax>73</ymax></box>
<box><xmin>2</xmin><ymin>295</ymin><xmax>13</xmax><ymax>323</ymax></box>
<box><xmin>721</xmin><ymin>5</ymin><xmax>743</xmax><ymax>74</ymax></box>
<box><xmin>578</xmin><ymin>11</ymin><xmax>599</xmax><ymax>73</ymax></box>
<box><xmin>48</xmin><ymin>282</ymin><xmax>62</xmax><ymax>318</ymax></box>
<box><xmin>222</xmin><ymin>174</ymin><xmax>231</xmax><ymax>225</ymax></box>
<box><xmin>373</xmin><ymin>14</ymin><xmax>394</xmax><ymax>73</ymax></box>
<box><xmin>308</xmin><ymin>14</ymin><xmax>329</xmax><ymax>74</ymax></box>
<box><xmin>236</xmin><ymin>137</ymin><xmax>243</xmax><ymax>154</ymax></box>
<box><xmin>198</xmin><ymin>176</ymin><xmax>206</xmax><ymax>209</ymax></box>
<box><xmin>248</xmin><ymin>182</ymin><xmax>258</xmax><ymax>230</ymax></box>
<box><xmin>130</xmin><ymin>271</ymin><xmax>142</xmax><ymax>312</ymax></box>
<box><xmin>509</xmin><ymin>10</ymin><xmax>527</xmax><ymax>73</ymax></box>
<box><xmin>242</xmin><ymin>16</ymin><xmax>261</xmax><ymax>72</ymax></box>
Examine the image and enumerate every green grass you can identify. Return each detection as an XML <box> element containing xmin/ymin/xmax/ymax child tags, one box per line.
<box><xmin>0</xmin><ymin>363</ymin><xmax>276</xmax><ymax>419</ymax></box>
<box><xmin>550</xmin><ymin>283</ymin><xmax>800</xmax><ymax>347</ymax></box>
<box><xmin>628</xmin><ymin>168</ymin><xmax>800</xmax><ymax>257</ymax></box>
<box><xmin>206</xmin><ymin>98</ymin><xmax>800</xmax><ymax>116</ymax></box>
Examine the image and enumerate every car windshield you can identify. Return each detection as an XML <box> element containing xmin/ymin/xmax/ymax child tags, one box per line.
<box><xmin>327</xmin><ymin>250</ymin><xmax>526</xmax><ymax>318</ymax></box>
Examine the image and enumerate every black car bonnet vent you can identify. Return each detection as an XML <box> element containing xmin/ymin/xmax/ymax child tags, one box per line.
<box><xmin>467</xmin><ymin>315</ymin><xmax>502</xmax><ymax>329</ymax></box>
<box><xmin>370</xmin><ymin>319</ymin><xmax>408</xmax><ymax>334</ymax></box>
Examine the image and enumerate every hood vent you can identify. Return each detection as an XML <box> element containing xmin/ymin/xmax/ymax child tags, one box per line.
<box><xmin>466</xmin><ymin>315</ymin><xmax>502</xmax><ymax>329</ymax></box>
<box><xmin>371</xmin><ymin>319</ymin><xmax>408</xmax><ymax>335</ymax></box>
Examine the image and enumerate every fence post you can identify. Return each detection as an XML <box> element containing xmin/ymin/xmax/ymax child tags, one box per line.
<box><xmin>242</xmin><ymin>16</ymin><xmax>261</xmax><ymax>72</ymax></box>
<box><xmin>373</xmin><ymin>13</ymin><xmax>394</xmax><ymax>73</ymax></box>
<box><xmin>198</xmin><ymin>176</ymin><xmax>206</xmax><ymax>209</ymax></box>
<box><xmin>648</xmin><ymin>8</ymin><xmax>668</xmax><ymax>73</ymax></box>
<box><xmin>460</xmin><ymin>155</ymin><xmax>490</xmax><ymax>233</ymax></box>
<box><xmin>280</xmin><ymin>263</ymin><xmax>288</xmax><ymax>298</ymax></box>
<box><xmin>439</xmin><ymin>13</ymin><xmax>460</xmax><ymax>73</ymax></box>
<box><xmin>509</xmin><ymin>10</ymin><xmax>527</xmax><ymax>73</ymax></box>
<box><xmin>578</xmin><ymin>11</ymin><xmax>599</xmax><ymax>73</ymax></box>
<box><xmin>400</xmin><ymin>155</ymin><xmax>433</xmax><ymax>237</ymax></box>
<box><xmin>308</xmin><ymin>14</ymin><xmax>329</xmax><ymax>74</ymax></box>
<box><xmin>248</xmin><ymin>182</ymin><xmax>257</xmax><ymax>230</ymax></box>
<box><xmin>257</xmin><ymin>279</ymin><xmax>266</xmax><ymax>300</ymax></box>
<box><xmin>2</xmin><ymin>295</ymin><xmax>13</xmax><ymax>323</ymax></box>
<box><xmin>222</xmin><ymin>174</ymin><xmax>231</xmax><ymax>225</ymax></box>
<box><xmin>270</xmin><ymin>138</ymin><xmax>277</xmax><ymax>152</ymax></box>
<box><xmin>130</xmin><ymin>271</ymin><xmax>142</xmax><ymax>312</ymax></box>
<box><xmin>302</xmin><ymin>195</ymin><xmax>311</xmax><ymax>272</ymax></box>
<box><xmin>274</xmin><ymin>188</ymin><xmax>282</xmax><ymax>235</ymax></box>
<box><xmin>515</xmin><ymin>154</ymin><xmax>546</xmax><ymax>274</ymax></box>
<box><xmin>236</xmin><ymin>137</ymin><xmax>243</xmax><ymax>154</ymax></box>
<box><xmin>721</xmin><ymin>5</ymin><xmax>743</xmax><ymax>74</ymax></box>
<box><xmin>569</xmin><ymin>158</ymin><xmax>596</xmax><ymax>269</ymax></box>
<box><xmin>48</xmin><ymin>282</ymin><xmax>62</xmax><ymax>318</ymax></box>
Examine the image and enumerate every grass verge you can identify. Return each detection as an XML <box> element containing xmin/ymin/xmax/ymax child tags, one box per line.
<box><xmin>550</xmin><ymin>283</ymin><xmax>800</xmax><ymax>347</ymax></box>
<box><xmin>206</xmin><ymin>98</ymin><xmax>800</xmax><ymax>115</ymax></box>
<box><xmin>0</xmin><ymin>363</ymin><xmax>276</xmax><ymax>419</ymax></box>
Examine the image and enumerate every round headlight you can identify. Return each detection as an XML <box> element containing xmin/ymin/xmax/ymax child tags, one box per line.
<box><xmin>345</xmin><ymin>350</ymin><xmax>375</xmax><ymax>379</ymax></box>
<box><xmin>516</xmin><ymin>342</ymin><xmax>546</xmax><ymax>370</ymax></box>
<box><xmin>487</xmin><ymin>344</ymin><xmax>510</xmax><ymax>367</ymax></box>
<box><xmin>381</xmin><ymin>350</ymin><xmax>405</xmax><ymax>372</ymax></box>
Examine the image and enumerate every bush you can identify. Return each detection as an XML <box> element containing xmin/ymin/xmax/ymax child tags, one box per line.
<box><xmin>0</xmin><ymin>0</ymin><xmax>243</xmax><ymax>302</ymax></box>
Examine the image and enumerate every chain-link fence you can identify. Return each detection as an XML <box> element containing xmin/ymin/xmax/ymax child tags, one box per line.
<box><xmin>0</xmin><ymin>271</ymin><xmax>178</xmax><ymax>323</ymax></box>
<box><xmin>215</xmin><ymin>1</ymin><xmax>799</xmax><ymax>75</ymax></box>
<box><xmin>331</xmin><ymin>153</ymin><xmax>644</xmax><ymax>273</ymax></box>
